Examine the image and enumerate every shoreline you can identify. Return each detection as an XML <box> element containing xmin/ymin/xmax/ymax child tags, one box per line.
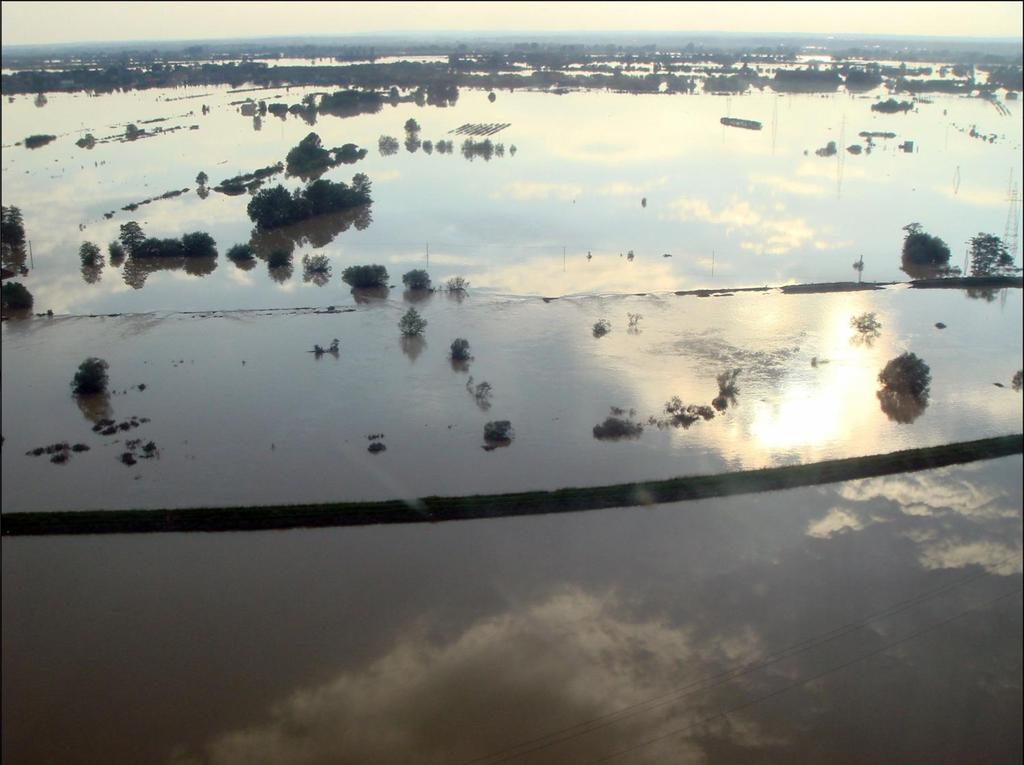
<box><xmin>2</xmin><ymin>435</ymin><xmax>1020</xmax><ymax>537</ymax></box>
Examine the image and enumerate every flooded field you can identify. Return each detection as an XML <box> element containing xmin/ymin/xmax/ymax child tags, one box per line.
<box><xmin>2</xmin><ymin>41</ymin><xmax>1022</xmax><ymax>765</ymax></box>
<box><xmin>1</xmin><ymin>85</ymin><xmax>1020</xmax><ymax>314</ymax></box>
<box><xmin>3</xmin><ymin>456</ymin><xmax>1021</xmax><ymax>764</ymax></box>
<box><xmin>2</xmin><ymin>286</ymin><xmax>1021</xmax><ymax>512</ymax></box>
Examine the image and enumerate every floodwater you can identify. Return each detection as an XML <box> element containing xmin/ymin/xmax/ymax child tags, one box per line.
<box><xmin>3</xmin><ymin>70</ymin><xmax>1023</xmax><ymax>765</ymax></box>
<box><xmin>3</xmin><ymin>456</ymin><xmax>1021</xmax><ymax>764</ymax></box>
<box><xmin>2</xmin><ymin>286</ymin><xmax>1021</xmax><ymax>512</ymax></box>
<box><xmin>1</xmin><ymin>84</ymin><xmax>1021</xmax><ymax>315</ymax></box>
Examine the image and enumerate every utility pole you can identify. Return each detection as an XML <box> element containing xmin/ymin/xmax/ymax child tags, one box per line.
<box><xmin>28</xmin><ymin>240</ymin><xmax>34</xmax><ymax>269</ymax></box>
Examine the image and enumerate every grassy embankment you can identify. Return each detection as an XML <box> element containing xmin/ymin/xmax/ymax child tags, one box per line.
<box><xmin>2</xmin><ymin>435</ymin><xmax>1020</xmax><ymax>536</ymax></box>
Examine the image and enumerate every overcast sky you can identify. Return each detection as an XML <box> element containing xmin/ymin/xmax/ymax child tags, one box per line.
<box><xmin>2</xmin><ymin>1</ymin><xmax>1023</xmax><ymax>47</ymax></box>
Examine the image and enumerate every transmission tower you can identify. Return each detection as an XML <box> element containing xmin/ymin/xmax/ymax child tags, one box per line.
<box><xmin>1005</xmin><ymin>175</ymin><xmax>1020</xmax><ymax>261</ymax></box>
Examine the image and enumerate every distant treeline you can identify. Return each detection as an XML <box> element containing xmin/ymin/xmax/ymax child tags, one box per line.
<box><xmin>8</xmin><ymin>55</ymin><xmax>1018</xmax><ymax>98</ymax></box>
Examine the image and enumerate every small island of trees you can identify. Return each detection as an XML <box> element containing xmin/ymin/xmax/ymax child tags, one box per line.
<box><xmin>118</xmin><ymin>222</ymin><xmax>218</xmax><ymax>259</ymax></box>
<box><xmin>285</xmin><ymin>132</ymin><xmax>367</xmax><ymax>178</ymax></box>
<box><xmin>247</xmin><ymin>175</ymin><xmax>372</xmax><ymax>231</ymax></box>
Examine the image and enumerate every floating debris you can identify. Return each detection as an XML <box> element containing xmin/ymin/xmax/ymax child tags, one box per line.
<box><xmin>720</xmin><ymin>117</ymin><xmax>762</xmax><ymax>130</ymax></box>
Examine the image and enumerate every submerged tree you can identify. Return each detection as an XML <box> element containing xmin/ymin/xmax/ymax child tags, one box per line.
<box><xmin>399</xmin><ymin>307</ymin><xmax>427</xmax><ymax>337</ymax></box>
<box><xmin>877</xmin><ymin>352</ymin><xmax>931</xmax><ymax>424</ymax></box>
<box><xmin>79</xmin><ymin>241</ymin><xmax>102</xmax><ymax>265</ymax></box>
<box><xmin>108</xmin><ymin>240</ymin><xmax>126</xmax><ymax>265</ymax></box>
<box><xmin>1</xmin><ymin>206</ymin><xmax>27</xmax><ymax>274</ymax></box>
<box><xmin>445</xmin><ymin>276</ymin><xmax>469</xmax><ymax>292</ymax></box>
<box><xmin>378</xmin><ymin>135</ymin><xmax>399</xmax><ymax>156</ymax></box>
<box><xmin>850</xmin><ymin>312</ymin><xmax>882</xmax><ymax>345</ymax></box>
<box><xmin>900</xmin><ymin>223</ymin><xmax>956</xmax><ymax>279</ymax></box>
<box><xmin>302</xmin><ymin>254</ymin><xmax>332</xmax><ymax>286</ymax></box>
<box><xmin>1</xmin><ymin>281</ymin><xmax>33</xmax><ymax>311</ymax></box>
<box><xmin>342</xmin><ymin>264</ymin><xmax>388</xmax><ymax>288</ymax></box>
<box><xmin>72</xmin><ymin>358</ymin><xmax>110</xmax><ymax>395</ymax></box>
<box><xmin>968</xmin><ymin>233</ymin><xmax>1017</xmax><ymax>277</ymax></box>
<box><xmin>484</xmin><ymin>420</ymin><xmax>513</xmax><ymax>443</ymax></box>
<box><xmin>449</xmin><ymin>338</ymin><xmax>472</xmax><ymax>362</ymax></box>
<box><xmin>119</xmin><ymin>221</ymin><xmax>146</xmax><ymax>256</ymax></box>
<box><xmin>712</xmin><ymin>368</ymin><xmax>741</xmax><ymax>411</ymax></box>
<box><xmin>402</xmin><ymin>269</ymin><xmax>431</xmax><ymax>290</ymax></box>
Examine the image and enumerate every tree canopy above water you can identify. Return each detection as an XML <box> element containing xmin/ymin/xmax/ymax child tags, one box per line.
<box><xmin>247</xmin><ymin>175</ymin><xmax>372</xmax><ymax>231</ymax></box>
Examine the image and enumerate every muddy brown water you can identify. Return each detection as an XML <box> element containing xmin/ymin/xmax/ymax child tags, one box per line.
<box><xmin>2</xmin><ymin>456</ymin><xmax>1020</xmax><ymax>764</ymax></box>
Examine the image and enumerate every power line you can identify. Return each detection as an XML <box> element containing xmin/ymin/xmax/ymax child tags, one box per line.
<box><xmin>457</xmin><ymin>558</ymin><xmax>1016</xmax><ymax>765</ymax></box>
<box><xmin>586</xmin><ymin>587</ymin><xmax>1022</xmax><ymax>764</ymax></box>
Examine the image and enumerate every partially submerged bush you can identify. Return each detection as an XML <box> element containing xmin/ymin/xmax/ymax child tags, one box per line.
<box><xmin>1012</xmin><ymin>370</ymin><xmax>1022</xmax><ymax>392</ymax></box>
<box><xmin>108</xmin><ymin>241</ymin><xmax>125</xmax><ymax>263</ymax></box>
<box><xmin>465</xmin><ymin>376</ymin><xmax>492</xmax><ymax>409</ymax></box>
<box><xmin>593</xmin><ymin>416</ymin><xmax>643</xmax><ymax>440</ymax></box>
<box><xmin>378</xmin><ymin>135</ymin><xmax>399</xmax><ymax>155</ymax></box>
<box><xmin>850</xmin><ymin>312</ymin><xmax>882</xmax><ymax>337</ymax></box>
<box><xmin>72</xmin><ymin>357</ymin><xmax>109</xmax><ymax>395</ymax></box>
<box><xmin>268</xmin><ymin>249</ymin><xmax>291</xmax><ymax>269</ymax></box>
<box><xmin>226</xmin><ymin>243</ymin><xmax>255</xmax><ymax>261</ymax></box>
<box><xmin>1</xmin><ymin>281</ymin><xmax>33</xmax><ymax>310</ymax></box>
<box><xmin>712</xmin><ymin>368</ymin><xmax>741</xmax><ymax>411</ymax></box>
<box><xmin>181</xmin><ymin>231</ymin><xmax>217</xmax><ymax>258</ymax></box>
<box><xmin>655</xmin><ymin>397</ymin><xmax>716</xmax><ymax>429</ymax></box>
<box><xmin>445</xmin><ymin>276</ymin><xmax>469</xmax><ymax>292</ymax></box>
<box><xmin>484</xmin><ymin>420</ymin><xmax>513</xmax><ymax>443</ymax></box>
<box><xmin>592</xmin><ymin>319</ymin><xmax>611</xmax><ymax>338</ymax></box>
<box><xmin>402</xmin><ymin>269</ymin><xmax>431</xmax><ymax>290</ymax></box>
<box><xmin>850</xmin><ymin>316</ymin><xmax>882</xmax><ymax>347</ymax></box>
<box><xmin>399</xmin><ymin>307</ymin><xmax>427</xmax><ymax>336</ymax></box>
<box><xmin>136</xmin><ymin>237</ymin><xmax>184</xmax><ymax>258</ymax></box>
<box><xmin>313</xmin><ymin>338</ymin><xmax>340</xmax><ymax>355</ymax></box>
<box><xmin>303</xmin><ymin>257</ymin><xmax>331</xmax><ymax>286</ymax></box>
<box><xmin>342</xmin><ymin>264</ymin><xmax>389</xmax><ymax>288</ymax></box>
<box><xmin>450</xmin><ymin>338</ymin><xmax>472</xmax><ymax>362</ymax></box>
